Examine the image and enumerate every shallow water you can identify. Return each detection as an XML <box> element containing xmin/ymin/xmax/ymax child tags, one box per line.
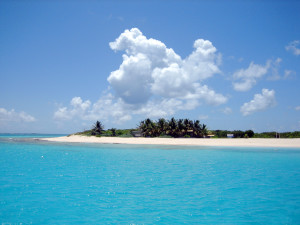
<box><xmin>0</xmin><ymin>135</ymin><xmax>300</xmax><ymax>224</ymax></box>
<box><xmin>0</xmin><ymin>133</ymin><xmax>66</xmax><ymax>139</ymax></box>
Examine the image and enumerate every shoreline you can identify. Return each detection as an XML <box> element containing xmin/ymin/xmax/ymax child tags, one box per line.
<box><xmin>39</xmin><ymin>135</ymin><xmax>300</xmax><ymax>148</ymax></box>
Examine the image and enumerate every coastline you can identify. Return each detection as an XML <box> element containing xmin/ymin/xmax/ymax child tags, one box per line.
<box><xmin>39</xmin><ymin>135</ymin><xmax>300</xmax><ymax>148</ymax></box>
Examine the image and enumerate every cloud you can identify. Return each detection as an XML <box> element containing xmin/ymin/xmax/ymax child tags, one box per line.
<box><xmin>286</xmin><ymin>40</ymin><xmax>300</xmax><ymax>56</ymax></box>
<box><xmin>54</xmin><ymin>95</ymin><xmax>132</xmax><ymax>124</ymax></box>
<box><xmin>184</xmin><ymin>84</ymin><xmax>227</xmax><ymax>106</ymax></box>
<box><xmin>55</xmin><ymin>28</ymin><xmax>228</xmax><ymax>123</ymax></box>
<box><xmin>232</xmin><ymin>58</ymin><xmax>287</xmax><ymax>90</ymax></box>
<box><xmin>108</xmin><ymin>28</ymin><xmax>226</xmax><ymax>105</ymax></box>
<box><xmin>54</xmin><ymin>95</ymin><xmax>197</xmax><ymax>123</ymax></box>
<box><xmin>295</xmin><ymin>106</ymin><xmax>300</xmax><ymax>111</ymax></box>
<box><xmin>135</xmin><ymin>98</ymin><xmax>184</xmax><ymax>118</ymax></box>
<box><xmin>0</xmin><ymin>108</ymin><xmax>36</xmax><ymax>123</ymax></box>
<box><xmin>54</xmin><ymin>97</ymin><xmax>91</xmax><ymax>120</ymax></box>
<box><xmin>240</xmin><ymin>89</ymin><xmax>276</xmax><ymax>116</ymax></box>
<box><xmin>222</xmin><ymin>107</ymin><xmax>232</xmax><ymax>115</ymax></box>
<box><xmin>282</xmin><ymin>70</ymin><xmax>295</xmax><ymax>80</ymax></box>
<box><xmin>267</xmin><ymin>58</ymin><xmax>282</xmax><ymax>81</ymax></box>
<box><xmin>267</xmin><ymin>58</ymin><xmax>294</xmax><ymax>81</ymax></box>
<box><xmin>232</xmin><ymin>61</ymin><xmax>271</xmax><ymax>91</ymax></box>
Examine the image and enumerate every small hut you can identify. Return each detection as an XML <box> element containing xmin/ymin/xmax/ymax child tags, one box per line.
<box><xmin>131</xmin><ymin>130</ymin><xmax>142</xmax><ymax>137</ymax></box>
<box><xmin>205</xmin><ymin>134</ymin><xmax>215</xmax><ymax>138</ymax></box>
<box><xmin>227</xmin><ymin>134</ymin><xmax>234</xmax><ymax>138</ymax></box>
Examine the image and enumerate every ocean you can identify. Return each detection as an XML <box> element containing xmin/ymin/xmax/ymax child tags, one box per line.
<box><xmin>0</xmin><ymin>134</ymin><xmax>300</xmax><ymax>224</ymax></box>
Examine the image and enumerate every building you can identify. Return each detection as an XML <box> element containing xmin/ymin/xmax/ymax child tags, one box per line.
<box><xmin>131</xmin><ymin>130</ymin><xmax>142</xmax><ymax>137</ymax></box>
<box><xmin>205</xmin><ymin>134</ymin><xmax>215</xmax><ymax>138</ymax></box>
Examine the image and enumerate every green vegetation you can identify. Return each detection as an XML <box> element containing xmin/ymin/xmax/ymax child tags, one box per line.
<box><xmin>75</xmin><ymin>118</ymin><xmax>207</xmax><ymax>138</ymax></box>
<box><xmin>253</xmin><ymin>131</ymin><xmax>300</xmax><ymax>138</ymax></box>
<box><xmin>102</xmin><ymin>129</ymin><xmax>138</xmax><ymax>137</ymax></box>
<box><xmin>75</xmin><ymin>121</ymin><xmax>138</xmax><ymax>137</ymax></box>
<box><xmin>91</xmin><ymin>121</ymin><xmax>104</xmax><ymax>136</ymax></box>
<box><xmin>75</xmin><ymin>128</ymin><xmax>137</xmax><ymax>137</ymax></box>
<box><xmin>213</xmin><ymin>130</ymin><xmax>300</xmax><ymax>138</ymax></box>
<box><xmin>138</xmin><ymin>117</ymin><xmax>207</xmax><ymax>138</ymax></box>
<box><xmin>213</xmin><ymin>130</ymin><xmax>255</xmax><ymax>138</ymax></box>
<box><xmin>74</xmin><ymin>120</ymin><xmax>300</xmax><ymax>138</ymax></box>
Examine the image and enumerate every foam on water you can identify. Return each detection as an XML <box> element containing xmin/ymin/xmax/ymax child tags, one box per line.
<box><xmin>0</xmin><ymin>135</ymin><xmax>300</xmax><ymax>224</ymax></box>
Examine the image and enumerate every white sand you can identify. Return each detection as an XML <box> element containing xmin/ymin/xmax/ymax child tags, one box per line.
<box><xmin>39</xmin><ymin>135</ymin><xmax>300</xmax><ymax>148</ymax></box>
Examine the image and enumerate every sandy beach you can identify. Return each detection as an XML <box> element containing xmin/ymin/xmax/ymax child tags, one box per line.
<box><xmin>39</xmin><ymin>135</ymin><xmax>300</xmax><ymax>148</ymax></box>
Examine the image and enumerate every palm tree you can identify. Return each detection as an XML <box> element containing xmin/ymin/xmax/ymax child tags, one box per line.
<box><xmin>137</xmin><ymin>117</ymin><xmax>208</xmax><ymax>138</ymax></box>
<box><xmin>193</xmin><ymin>120</ymin><xmax>207</xmax><ymax>137</ymax></box>
<box><xmin>139</xmin><ymin>118</ymin><xmax>158</xmax><ymax>137</ymax></box>
<box><xmin>193</xmin><ymin>120</ymin><xmax>201</xmax><ymax>137</ymax></box>
<box><xmin>168</xmin><ymin>117</ymin><xmax>176</xmax><ymax>129</ymax></box>
<box><xmin>139</xmin><ymin>120</ymin><xmax>147</xmax><ymax>135</ymax></box>
<box><xmin>183</xmin><ymin>118</ymin><xmax>194</xmax><ymax>136</ymax></box>
<box><xmin>145</xmin><ymin>118</ymin><xmax>154</xmax><ymax>137</ymax></box>
<box><xmin>178</xmin><ymin>119</ymin><xmax>185</xmax><ymax>137</ymax></box>
<box><xmin>201</xmin><ymin>124</ymin><xmax>208</xmax><ymax>137</ymax></box>
<box><xmin>168</xmin><ymin>117</ymin><xmax>178</xmax><ymax>137</ymax></box>
<box><xmin>157</xmin><ymin>118</ymin><xmax>168</xmax><ymax>136</ymax></box>
<box><xmin>188</xmin><ymin>119</ymin><xmax>194</xmax><ymax>131</ymax></box>
<box><xmin>183</xmin><ymin>118</ymin><xmax>189</xmax><ymax>132</ymax></box>
<box><xmin>92</xmin><ymin>121</ymin><xmax>104</xmax><ymax>135</ymax></box>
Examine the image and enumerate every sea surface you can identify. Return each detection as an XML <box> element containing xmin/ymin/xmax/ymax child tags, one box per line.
<box><xmin>0</xmin><ymin>134</ymin><xmax>300</xmax><ymax>224</ymax></box>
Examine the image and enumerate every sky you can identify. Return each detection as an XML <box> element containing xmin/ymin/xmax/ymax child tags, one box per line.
<box><xmin>0</xmin><ymin>0</ymin><xmax>300</xmax><ymax>134</ymax></box>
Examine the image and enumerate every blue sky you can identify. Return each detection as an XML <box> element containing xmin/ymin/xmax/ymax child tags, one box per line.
<box><xmin>0</xmin><ymin>0</ymin><xmax>300</xmax><ymax>133</ymax></box>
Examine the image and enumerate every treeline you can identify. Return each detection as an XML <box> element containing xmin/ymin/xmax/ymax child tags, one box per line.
<box><xmin>139</xmin><ymin>118</ymin><xmax>207</xmax><ymax>138</ymax></box>
<box><xmin>213</xmin><ymin>130</ymin><xmax>254</xmax><ymax>138</ymax></box>
<box><xmin>75</xmin><ymin>121</ymin><xmax>135</xmax><ymax>137</ymax></box>
<box><xmin>254</xmin><ymin>131</ymin><xmax>300</xmax><ymax>138</ymax></box>
<box><xmin>75</xmin><ymin>120</ymin><xmax>300</xmax><ymax>138</ymax></box>
<box><xmin>213</xmin><ymin>130</ymin><xmax>300</xmax><ymax>138</ymax></box>
<box><xmin>77</xmin><ymin>118</ymin><xmax>208</xmax><ymax>138</ymax></box>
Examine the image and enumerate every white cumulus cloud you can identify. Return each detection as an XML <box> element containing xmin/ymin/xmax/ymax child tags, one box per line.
<box><xmin>107</xmin><ymin>53</ymin><xmax>153</xmax><ymax>104</ymax></box>
<box><xmin>54</xmin><ymin>95</ymin><xmax>194</xmax><ymax>123</ymax></box>
<box><xmin>232</xmin><ymin>61</ymin><xmax>271</xmax><ymax>91</ymax></box>
<box><xmin>54</xmin><ymin>97</ymin><xmax>91</xmax><ymax>120</ymax></box>
<box><xmin>286</xmin><ymin>40</ymin><xmax>300</xmax><ymax>56</ymax></box>
<box><xmin>240</xmin><ymin>89</ymin><xmax>276</xmax><ymax>116</ymax></box>
<box><xmin>55</xmin><ymin>28</ymin><xmax>228</xmax><ymax>123</ymax></box>
<box><xmin>54</xmin><ymin>95</ymin><xmax>132</xmax><ymax>124</ymax></box>
<box><xmin>108</xmin><ymin>28</ymin><xmax>226</xmax><ymax>105</ymax></box>
<box><xmin>0</xmin><ymin>108</ymin><xmax>36</xmax><ymax>123</ymax></box>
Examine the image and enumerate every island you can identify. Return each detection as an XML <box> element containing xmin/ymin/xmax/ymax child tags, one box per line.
<box><xmin>40</xmin><ymin>119</ymin><xmax>300</xmax><ymax>148</ymax></box>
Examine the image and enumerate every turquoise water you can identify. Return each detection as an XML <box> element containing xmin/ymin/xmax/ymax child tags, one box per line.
<box><xmin>0</xmin><ymin>133</ymin><xmax>66</xmax><ymax>139</ymax></box>
<box><xmin>0</xmin><ymin>136</ymin><xmax>300</xmax><ymax>224</ymax></box>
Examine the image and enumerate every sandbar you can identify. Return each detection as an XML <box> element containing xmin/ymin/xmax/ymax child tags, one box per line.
<box><xmin>39</xmin><ymin>135</ymin><xmax>300</xmax><ymax>148</ymax></box>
